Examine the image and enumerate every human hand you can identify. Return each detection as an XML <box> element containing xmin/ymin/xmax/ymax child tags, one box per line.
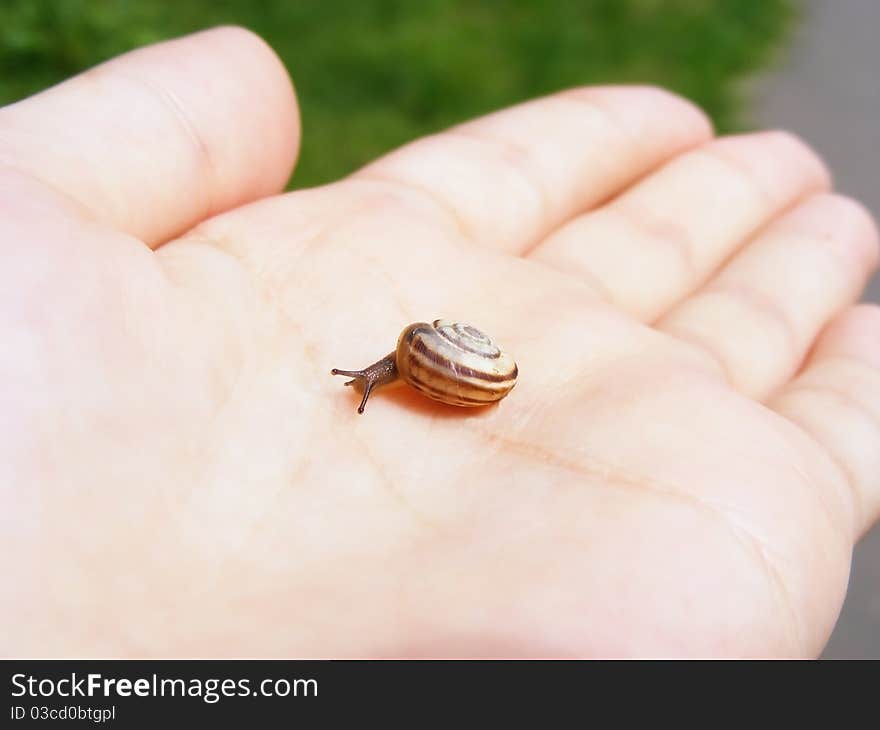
<box><xmin>3</xmin><ymin>28</ymin><xmax>878</xmax><ymax>657</ymax></box>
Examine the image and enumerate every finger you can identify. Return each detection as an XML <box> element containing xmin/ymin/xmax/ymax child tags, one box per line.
<box><xmin>770</xmin><ymin>305</ymin><xmax>880</xmax><ymax>538</ymax></box>
<box><xmin>529</xmin><ymin>131</ymin><xmax>830</xmax><ymax>320</ymax></box>
<box><xmin>0</xmin><ymin>26</ymin><xmax>299</xmax><ymax>247</ymax></box>
<box><xmin>352</xmin><ymin>85</ymin><xmax>712</xmax><ymax>254</ymax></box>
<box><xmin>655</xmin><ymin>194</ymin><xmax>879</xmax><ymax>399</ymax></box>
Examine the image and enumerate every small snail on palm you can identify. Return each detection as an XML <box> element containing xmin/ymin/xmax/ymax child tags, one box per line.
<box><xmin>331</xmin><ymin>319</ymin><xmax>518</xmax><ymax>414</ymax></box>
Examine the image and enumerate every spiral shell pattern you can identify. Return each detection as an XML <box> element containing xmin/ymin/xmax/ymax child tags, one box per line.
<box><xmin>395</xmin><ymin>319</ymin><xmax>518</xmax><ymax>406</ymax></box>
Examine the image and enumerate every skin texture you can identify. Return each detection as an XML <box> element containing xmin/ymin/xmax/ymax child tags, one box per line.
<box><xmin>1</xmin><ymin>27</ymin><xmax>879</xmax><ymax>658</ymax></box>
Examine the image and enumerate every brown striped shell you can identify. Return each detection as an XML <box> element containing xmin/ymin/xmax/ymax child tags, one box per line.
<box><xmin>395</xmin><ymin>319</ymin><xmax>518</xmax><ymax>406</ymax></box>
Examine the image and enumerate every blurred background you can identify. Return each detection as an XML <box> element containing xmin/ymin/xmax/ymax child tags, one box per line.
<box><xmin>0</xmin><ymin>0</ymin><xmax>876</xmax><ymax>656</ymax></box>
<box><xmin>0</xmin><ymin>0</ymin><xmax>795</xmax><ymax>187</ymax></box>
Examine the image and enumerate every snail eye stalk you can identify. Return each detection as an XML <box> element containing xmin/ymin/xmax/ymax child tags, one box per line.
<box><xmin>330</xmin><ymin>353</ymin><xmax>398</xmax><ymax>414</ymax></box>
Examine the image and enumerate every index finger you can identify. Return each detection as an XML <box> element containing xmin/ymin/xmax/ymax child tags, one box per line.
<box><xmin>353</xmin><ymin>85</ymin><xmax>713</xmax><ymax>254</ymax></box>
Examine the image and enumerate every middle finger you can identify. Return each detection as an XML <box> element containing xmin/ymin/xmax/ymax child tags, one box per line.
<box><xmin>528</xmin><ymin>131</ymin><xmax>830</xmax><ymax>321</ymax></box>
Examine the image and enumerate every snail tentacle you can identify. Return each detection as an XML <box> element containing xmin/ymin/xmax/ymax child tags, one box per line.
<box><xmin>330</xmin><ymin>352</ymin><xmax>399</xmax><ymax>414</ymax></box>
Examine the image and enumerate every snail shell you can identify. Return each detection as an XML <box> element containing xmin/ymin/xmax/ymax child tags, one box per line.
<box><xmin>396</xmin><ymin>319</ymin><xmax>518</xmax><ymax>406</ymax></box>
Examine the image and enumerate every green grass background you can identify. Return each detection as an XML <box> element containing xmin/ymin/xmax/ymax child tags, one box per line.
<box><xmin>0</xmin><ymin>0</ymin><xmax>795</xmax><ymax>188</ymax></box>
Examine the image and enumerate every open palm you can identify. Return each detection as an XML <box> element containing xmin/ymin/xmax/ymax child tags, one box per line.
<box><xmin>3</xmin><ymin>28</ymin><xmax>879</xmax><ymax>657</ymax></box>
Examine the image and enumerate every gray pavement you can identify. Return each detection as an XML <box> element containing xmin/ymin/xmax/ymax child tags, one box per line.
<box><xmin>752</xmin><ymin>0</ymin><xmax>879</xmax><ymax>658</ymax></box>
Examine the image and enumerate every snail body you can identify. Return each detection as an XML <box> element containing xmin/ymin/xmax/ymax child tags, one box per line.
<box><xmin>331</xmin><ymin>319</ymin><xmax>518</xmax><ymax>414</ymax></box>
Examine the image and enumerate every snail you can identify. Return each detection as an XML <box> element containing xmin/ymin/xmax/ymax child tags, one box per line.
<box><xmin>331</xmin><ymin>319</ymin><xmax>518</xmax><ymax>414</ymax></box>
